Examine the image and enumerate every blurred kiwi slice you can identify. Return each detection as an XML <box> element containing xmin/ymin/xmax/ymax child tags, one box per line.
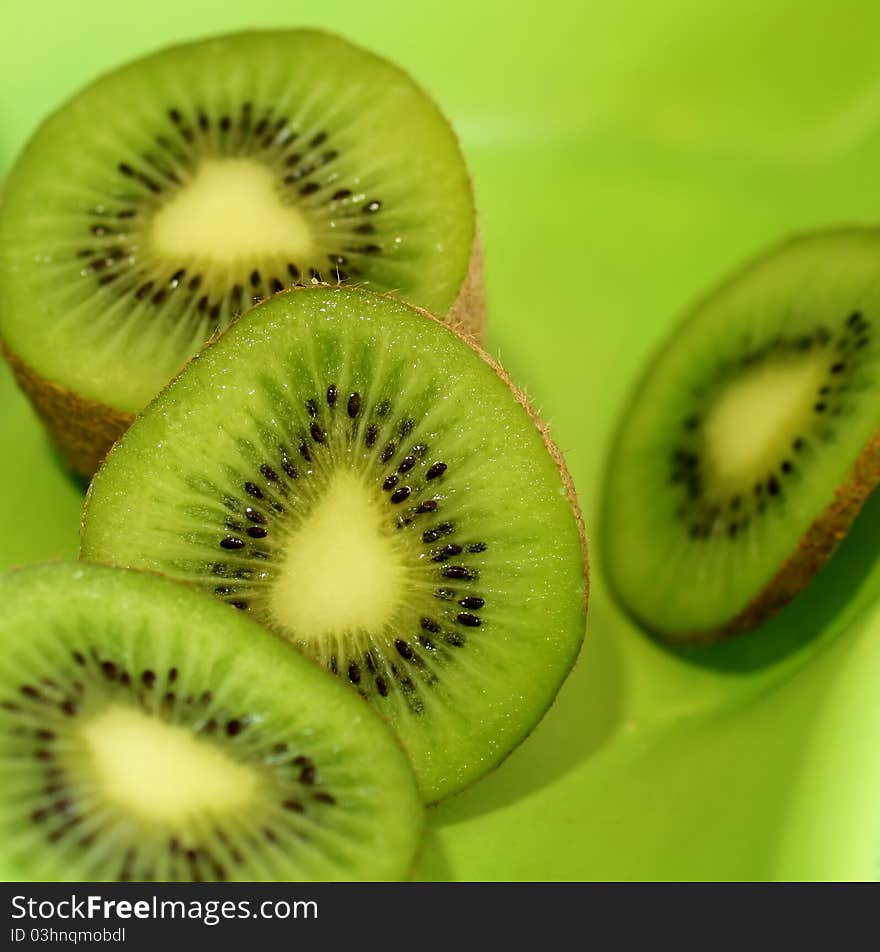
<box><xmin>0</xmin><ymin>562</ymin><xmax>423</xmax><ymax>881</ymax></box>
<box><xmin>602</xmin><ymin>229</ymin><xmax>880</xmax><ymax>642</ymax></box>
<box><xmin>81</xmin><ymin>286</ymin><xmax>588</xmax><ymax>803</ymax></box>
<box><xmin>0</xmin><ymin>30</ymin><xmax>482</xmax><ymax>476</ymax></box>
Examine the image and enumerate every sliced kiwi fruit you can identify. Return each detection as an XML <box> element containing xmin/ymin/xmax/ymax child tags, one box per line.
<box><xmin>0</xmin><ymin>30</ymin><xmax>482</xmax><ymax>477</ymax></box>
<box><xmin>602</xmin><ymin>228</ymin><xmax>880</xmax><ymax>642</ymax></box>
<box><xmin>0</xmin><ymin>562</ymin><xmax>423</xmax><ymax>881</ymax></box>
<box><xmin>80</xmin><ymin>286</ymin><xmax>588</xmax><ymax>802</ymax></box>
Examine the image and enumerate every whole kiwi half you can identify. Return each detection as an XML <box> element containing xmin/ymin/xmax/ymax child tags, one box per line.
<box><xmin>602</xmin><ymin>228</ymin><xmax>880</xmax><ymax>642</ymax></box>
<box><xmin>80</xmin><ymin>285</ymin><xmax>589</xmax><ymax>803</ymax></box>
<box><xmin>0</xmin><ymin>30</ymin><xmax>483</xmax><ymax>477</ymax></box>
<box><xmin>0</xmin><ymin>562</ymin><xmax>423</xmax><ymax>881</ymax></box>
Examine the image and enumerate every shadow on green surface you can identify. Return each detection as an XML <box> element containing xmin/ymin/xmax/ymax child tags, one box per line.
<box><xmin>52</xmin><ymin>444</ymin><xmax>91</xmax><ymax>497</ymax></box>
<box><xmin>665</xmin><ymin>488</ymin><xmax>880</xmax><ymax>674</ymax></box>
<box><xmin>431</xmin><ymin>593</ymin><xmax>625</xmax><ymax>825</ymax></box>
<box><xmin>412</xmin><ymin>826</ymin><xmax>455</xmax><ymax>882</ymax></box>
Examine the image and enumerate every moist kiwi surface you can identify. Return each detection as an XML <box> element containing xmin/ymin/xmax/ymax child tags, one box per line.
<box><xmin>0</xmin><ymin>30</ymin><xmax>481</xmax><ymax>475</ymax></box>
<box><xmin>0</xmin><ymin>562</ymin><xmax>423</xmax><ymax>881</ymax></box>
<box><xmin>603</xmin><ymin>228</ymin><xmax>880</xmax><ymax>642</ymax></box>
<box><xmin>81</xmin><ymin>286</ymin><xmax>588</xmax><ymax>802</ymax></box>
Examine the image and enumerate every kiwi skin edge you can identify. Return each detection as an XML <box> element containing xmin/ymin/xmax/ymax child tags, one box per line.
<box><xmin>693</xmin><ymin>429</ymin><xmax>880</xmax><ymax>644</ymax></box>
<box><xmin>3</xmin><ymin>238</ymin><xmax>487</xmax><ymax>479</ymax></box>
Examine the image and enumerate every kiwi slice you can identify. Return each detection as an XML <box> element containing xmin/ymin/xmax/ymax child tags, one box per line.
<box><xmin>0</xmin><ymin>29</ymin><xmax>482</xmax><ymax>477</ymax></box>
<box><xmin>603</xmin><ymin>229</ymin><xmax>880</xmax><ymax>642</ymax></box>
<box><xmin>80</xmin><ymin>286</ymin><xmax>588</xmax><ymax>802</ymax></box>
<box><xmin>0</xmin><ymin>562</ymin><xmax>423</xmax><ymax>881</ymax></box>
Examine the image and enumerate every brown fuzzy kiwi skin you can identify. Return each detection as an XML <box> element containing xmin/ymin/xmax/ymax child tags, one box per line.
<box><xmin>1</xmin><ymin>233</ymin><xmax>486</xmax><ymax>480</ymax></box>
<box><xmin>677</xmin><ymin>428</ymin><xmax>880</xmax><ymax>644</ymax></box>
<box><xmin>447</xmin><ymin>233</ymin><xmax>487</xmax><ymax>339</ymax></box>
<box><xmin>2</xmin><ymin>341</ymin><xmax>134</xmax><ymax>477</ymax></box>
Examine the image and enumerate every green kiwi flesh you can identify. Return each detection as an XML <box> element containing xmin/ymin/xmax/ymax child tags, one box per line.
<box><xmin>0</xmin><ymin>30</ymin><xmax>481</xmax><ymax>475</ymax></box>
<box><xmin>0</xmin><ymin>562</ymin><xmax>423</xmax><ymax>881</ymax></box>
<box><xmin>602</xmin><ymin>229</ymin><xmax>880</xmax><ymax>641</ymax></box>
<box><xmin>80</xmin><ymin>286</ymin><xmax>588</xmax><ymax>802</ymax></box>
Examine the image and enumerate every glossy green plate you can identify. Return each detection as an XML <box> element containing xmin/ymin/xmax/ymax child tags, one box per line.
<box><xmin>3</xmin><ymin>0</ymin><xmax>880</xmax><ymax>880</ymax></box>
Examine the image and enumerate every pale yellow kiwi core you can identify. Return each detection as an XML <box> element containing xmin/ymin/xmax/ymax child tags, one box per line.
<box><xmin>704</xmin><ymin>356</ymin><xmax>827</xmax><ymax>493</ymax></box>
<box><xmin>81</xmin><ymin>706</ymin><xmax>257</xmax><ymax>824</ymax></box>
<box><xmin>271</xmin><ymin>470</ymin><xmax>408</xmax><ymax>641</ymax></box>
<box><xmin>149</xmin><ymin>157</ymin><xmax>316</xmax><ymax>265</ymax></box>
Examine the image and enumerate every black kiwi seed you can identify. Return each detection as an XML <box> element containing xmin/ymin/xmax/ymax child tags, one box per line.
<box><xmin>431</xmin><ymin>544</ymin><xmax>462</xmax><ymax>562</ymax></box>
<box><xmin>347</xmin><ymin>392</ymin><xmax>361</xmax><ymax>417</ymax></box>
<box><xmin>220</xmin><ymin>537</ymin><xmax>246</xmax><ymax>550</ymax></box>
<box><xmin>375</xmin><ymin>677</ymin><xmax>389</xmax><ymax>697</ymax></box>
<box><xmin>394</xmin><ymin>639</ymin><xmax>413</xmax><ymax>660</ymax></box>
<box><xmin>365</xmin><ymin>424</ymin><xmax>378</xmax><ymax>447</ymax></box>
<box><xmin>348</xmin><ymin>662</ymin><xmax>361</xmax><ymax>685</ymax></box>
<box><xmin>415</xmin><ymin>500</ymin><xmax>438</xmax><ymax>514</ymax></box>
<box><xmin>459</xmin><ymin>596</ymin><xmax>485</xmax><ymax>610</ymax></box>
<box><xmin>420</xmin><ymin>617</ymin><xmax>440</xmax><ymax>633</ymax></box>
<box><xmin>381</xmin><ymin>442</ymin><xmax>396</xmax><ymax>463</ymax></box>
<box><xmin>457</xmin><ymin>613</ymin><xmax>481</xmax><ymax>627</ymax></box>
<box><xmin>244</xmin><ymin>482</ymin><xmax>263</xmax><ymax>500</ymax></box>
<box><xmin>441</xmin><ymin>566</ymin><xmax>475</xmax><ymax>580</ymax></box>
<box><xmin>326</xmin><ymin>385</ymin><xmax>337</xmax><ymax>407</ymax></box>
<box><xmin>280</xmin><ymin>454</ymin><xmax>298</xmax><ymax>479</ymax></box>
<box><xmin>422</xmin><ymin>523</ymin><xmax>454</xmax><ymax>544</ymax></box>
<box><xmin>426</xmin><ymin>462</ymin><xmax>447</xmax><ymax>480</ymax></box>
<box><xmin>468</xmin><ymin>542</ymin><xmax>488</xmax><ymax>553</ymax></box>
<box><xmin>383</xmin><ymin>475</ymin><xmax>399</xmax><ymax>491</ymax></box>
<box><xmin>390</xmin><ymin>487</ymin><xmax>411</xmax><ymax>504</ymax></box>
<box><xmin>259</xmin><ymin>464</ymin><xmax>279</xmax><ymax>482</ymax></box>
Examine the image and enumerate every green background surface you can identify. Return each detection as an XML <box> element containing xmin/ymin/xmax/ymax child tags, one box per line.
<box><xmin>2</xmin><ymin>0</ymin><xmax>880</xmax><ymax>880</ymax></box>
